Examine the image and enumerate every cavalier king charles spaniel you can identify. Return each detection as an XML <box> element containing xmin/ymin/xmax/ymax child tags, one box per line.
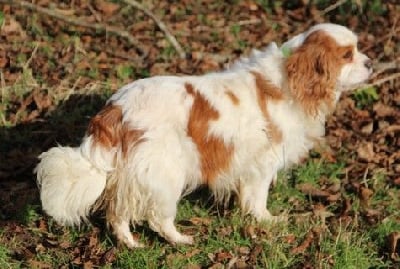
<box><xmin>36</xmin><ymin>23</ymin><xmax>372</xmax><ymax>247</ymax></box>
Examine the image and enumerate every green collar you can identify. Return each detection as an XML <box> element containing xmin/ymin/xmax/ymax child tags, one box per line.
<box><xmin>281</xmin><ymin>46</ymin><xmax>292</xmax><ymax>58</ymax></box>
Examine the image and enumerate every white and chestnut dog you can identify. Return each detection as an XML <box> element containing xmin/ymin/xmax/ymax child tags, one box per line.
<box><xmin>36</xmin><ymin>23</ymin><xmax>372</xmax><ymax>247</ymax></box>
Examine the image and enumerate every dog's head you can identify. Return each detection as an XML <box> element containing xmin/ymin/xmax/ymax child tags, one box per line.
<box><xmin>283</xmin><ymin>23</ymin><xmax>372</xmax><ymax>116</ymax></box>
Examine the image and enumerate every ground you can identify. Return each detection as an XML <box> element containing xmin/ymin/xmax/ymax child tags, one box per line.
<box><xmin>0</xmin><ymin>0</ymin><xmax>399</xmax><ymax>268</ymax></box>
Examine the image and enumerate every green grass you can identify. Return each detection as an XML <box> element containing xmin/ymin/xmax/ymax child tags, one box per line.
<box><xmin>68</xmin><ymin>159</ymin><xmax>396</xmax><ymax>268</ymax></box>
<box><xmin>0</xmin><ymin>243</ymin><xmax>15</xmax><ymax>269</ymax></box>
<box><xmin>0</xmin><ymin>151</ymin><xmax>397</xmax><ymax>268</ymax></box>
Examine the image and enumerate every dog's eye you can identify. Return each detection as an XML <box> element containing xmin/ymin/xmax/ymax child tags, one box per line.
<box><xmin>343</xmin><ymin>50</ymin><xmax>353</xmax><ymax>60</ymax></box>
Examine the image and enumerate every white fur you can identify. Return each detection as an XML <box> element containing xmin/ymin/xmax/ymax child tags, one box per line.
<box><xmin>36</xmin><ymin>147</ymin><xmax>107</xmax><ymax>225</ymax></box>
<box><xmin>36</xmin><ymin>24</ymin><xmax>372</xmax><ymax>247</ymax></box>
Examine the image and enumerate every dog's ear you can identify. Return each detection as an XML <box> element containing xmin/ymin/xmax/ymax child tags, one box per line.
<box><xmin>285</xmin><ymin>30</ymin><xmax>340</xmax><ymax>116</ymax></box>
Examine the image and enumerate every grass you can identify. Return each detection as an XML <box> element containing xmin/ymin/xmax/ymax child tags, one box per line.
<box><xmin>0</xmin><ymin>154</ymin><xmax>397</xmax><ymax>268</ymax></box>
<box><xmin>0</xmin><ymin>242</ymin><xmax>15</xmax><ymax>269</ymax></box>
<box><xmin>101</xmin><ymin>159</ymin><xmax>397</xmax><ymax>268</ymax></box>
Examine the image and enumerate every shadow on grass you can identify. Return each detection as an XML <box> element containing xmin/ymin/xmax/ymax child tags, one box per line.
<box><xmin>0</xmin><ymin>93</ymin><xmax>108</xmax><ymax>223</ymax></box>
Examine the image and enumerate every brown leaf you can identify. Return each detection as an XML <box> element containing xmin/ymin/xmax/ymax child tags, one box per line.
<box><xmin>296</xmin><ymin>183</ymin><xmax>330</xmax><ymax>198</ymax></box>
<box><xmin>236</xmin><ymin>246</ymin><xmax>250</xmax><ymax>255</ymax></box>
<box><xmin>59</xmin><ymin>240</ymin><xmax>72</xmax><ymax>249</ymax></box>
<box><xmin>373</xmin><ymin>103</ymin><xmax>398</xmax><ymax>117</ymax></box>
<box><xmin>313</xmin><ymin>204</ymin><xmax>334</xmax><ymax>223</ymax></box>
<box><xmin>360</xmin><ymin>122</ymin><xmax>373</xmax><ymax>135</ymax></box>
<box><xmin>242</xmin><ymin>225</ymin><xmax>257</xmax><ymax>239</ymax></box>
<box><xmin>101</xmin><ymin>247</ymin><xmax>117</xmax><ymax>264</ymax></box>
<box><xmin>185</xmin><ymin>248</ymin><xmax>201</xmax><ymax>258</ymax></box>
<box><xmin>208</xmin><ymin>263</ymin><xmax>224</xmax><ymax>269</ymax></box>
<box><xmin>359</xmin><ymin>186</ymin><xmax>374</xmax><ymax>207</ymax></box>
<box><xmin>95</xmin><ymin>0</ymin><xmax>120</xmax><ymax>16</ymax></box>
<box><xmin>33</xmin><ymin>90</ymin><xmax>53</xmax><ymax>110</ymax></box>
<box><xmin>38</xmin><ymin>219</ymin><xmax>47</xmax><ymax>232</ymax></box>
<box><xmin>327</xmin><ymin>193</ymin><xmax>341</xmax><ymax>202</ymax></box>
<box><xmin>357</xmin><ymin>142</ymin><xmax>375</xmax><ymax>162</ymax></box>
<box><xmin>291</xmin><ymin>231</ymin><xmax>314</xmax><ymax>254</ymax></box>
<box><xmin>284</xmin><ymin>234</ymin><xmax>296</xmax><ymax>244</ymax></box>
<box><xmin>217</xmin><ymin>226</ymin><xmax>233</xmax><ymax>237</ymax></box>
<box><xmin>1</xmin><ymin>18</ymin><xmax>26</xmax><ymax>37</ymax></box>
<box><xmin>249</xmin><ymin>244</ymin><xmax>262</xmax><ymax>264</ymax></box>
<box><xmin>83</xmin><ymin>261</ymin><xmax>93</xmax><ymax>269</ymax></box>
<box><xmin>0</xmin><ymin>49</ymin><xmax>8</xmax><ymax>68</ymax></box>
<box><xmin>215</xmin><ymin>250</ymin><xmax>233</xmax><ymax>262</ymax></box>
<box><xmin>327</xmin><ymin>182</ymin><xmax>341</xmax><ymax>193</ymax></box>
<box><xmin>28</xmin><ymin>259</ymin><xmax>52</xmax><ymax>269</ymax></box>
<box><xmin>387</xmin><ymin>232</ymin><xmax>400</xmax><ymax>261</ymax></box>
<box><xmin>189</xmin><ymin>217</ymin><xmax>212</xmax><ymax>226</ymax></box>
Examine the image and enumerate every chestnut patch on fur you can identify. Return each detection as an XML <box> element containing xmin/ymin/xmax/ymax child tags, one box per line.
<box><xmin>251</xmin><ymin>71</ymin><xmax>283</xmax><ymax>144</ymax></box>
<box><xmin>121</xmin><ymin>126</ymin><xmax>145</xmax><ymax>158</ymax></box>
<box><xmin>88</xmin><ymin>104</ymin><xmax>123</xmax><ymax>149</ymax></box>
<box><xmin>87</xmin><ymin>104</ymin><xmax>144</xmax><ymax>157</ymax></box>
<box><xmin>185</xmin><ymin>83</ymin><xmax>234</xmax><ymax>184</ymax></box>
<box><xmin>286</xmin><ymin>30</ymin><xmax>354</xmax><ymax>116</ymax></box>
<box><xmin>225</xmin><ymin>90</ymin><xmax>240</xmax><ymax>105</ymax></box>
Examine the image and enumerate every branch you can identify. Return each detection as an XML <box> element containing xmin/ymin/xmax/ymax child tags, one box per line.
<box><xmin>0</xmin><ymin>0</ymin><xmax>146</xmax><ymax>55</ymax></box>
<box><xmin>123</xmin><ymin>0</ymin><xmax>186</xmax><ymax>59</ymax></box>
<box><xmin>354</xmin><ymin>72</ymin><xmax>400</xmax><ymax>90</ymax></box>
<box><xmin>372</xmin><ymin>61</ymin><xmax>400</xmax><ymax>76</ymax></box>
<box><xmin>319</xmin><ymin>0</ymin><xmax>347</xmax><ymax>17</ymax></box>
<box><xmin>366</xmin><ymin>72</ymin><xmax>400</xmax><ymax>88</ymax></box>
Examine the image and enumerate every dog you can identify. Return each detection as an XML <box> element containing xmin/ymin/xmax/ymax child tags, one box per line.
<box><xmin>36</xmin><ymin>23</ymin><xmax>372</xmax><ymax>248</ymax></box>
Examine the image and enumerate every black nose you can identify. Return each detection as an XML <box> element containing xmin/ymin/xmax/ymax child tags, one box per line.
<box><xmin>364</xmin><ymin>59</ymin><xmax>373</xmax><ymax>69</ymax></box>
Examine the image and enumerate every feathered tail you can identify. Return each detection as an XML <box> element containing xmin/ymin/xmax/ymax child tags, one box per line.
<box><xmin>35</xmin><ymin>145</ymin><xmax>108</xmax><ymax>226</ymax></box>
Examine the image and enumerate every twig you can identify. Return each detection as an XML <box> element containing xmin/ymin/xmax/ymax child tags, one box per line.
<box><xmin>319</xmin><ymin>0</ymin><xmax>347</xmax><ymax>17</ymax></box>
<box><xmin>23</xmin><ymin>42</ymin><xmax>39</xmax><ymax>70</ymax></box>
<box><xmin>369</xmin><ymin>72</ymin><xmax>400</xmax><ymax>87</ymax></box>
<box><xmin>358</xmin><ymin>72</ymin><xmax>400</xmax><ymax>89</ymax></box>
<box><xmin>372</xmin><ymin>61</ymin><xmax>400</xmax><ymax>77</ymax></box>
<box><xmin>363</xmin><ymin>27</ymin><xmax>400</xmax><ymax>52</ymax></box>
<box><xmin>0</xmin><ymin>0</ymin><xmax>146</xmax><ymax>55</ymax></box>
<box><xmin>123</xmin><ymin>0</ymin><xmax>186</xmax><ymax>59</ymax></box>
<box><xmin>298</xmin><ymin>0</ymin><xmax>347</xmax><ymax>32</ymax></box>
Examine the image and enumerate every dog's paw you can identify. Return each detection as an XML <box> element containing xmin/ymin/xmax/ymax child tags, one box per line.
<box><xmin>122</xmin><ymin>238</ymin><xmax>144</xmax><ymax>249</ymax></box>
<box><xmin>256</xmin><ymin>210</ymin><xmax>288</xmax><ymax>224</ymax></box>
<box><xmin>169</xmin><ymin>234</ymin><xmax>194</xmax><ymax>245</ymax></box>
<box><xmin>266</xmin><ymin>214</ymin><xmax>288</xmax><ymax>223</ymax></box>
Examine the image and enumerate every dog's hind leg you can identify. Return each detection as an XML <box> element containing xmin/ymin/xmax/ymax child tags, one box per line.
<box><xmin>145</xmin><ymin>168</ymin><xmax>194</xmax><ymax>245</ymax></box>
<box><xmin>111</xmin><ymin>218</ymin><xmax>143</xmax><ymax>248</ymax></box>
<box><xmin>146</xmin><ymin>173</ymin><xmax>194</xmax><ymax>245</ymax></box>
<box><xmin>149</xmin><ymin>215</ymin><xmax>194</xmax><ymax>245</ymax></box>
<box><xmin>239</xmin><ymin>167</ymin><xmax>285</xmax><ymax>223</ymax></box>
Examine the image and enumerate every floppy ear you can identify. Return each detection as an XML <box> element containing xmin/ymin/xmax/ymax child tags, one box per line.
<box><xmin>285</xmin><ymin>31</ymin><xmax>339</xmax><ymax>116</ymax></box>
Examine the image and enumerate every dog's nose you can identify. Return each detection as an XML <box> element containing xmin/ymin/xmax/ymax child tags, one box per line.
<box><xmin>364</xmin><ymin>59</ymin><xmax>373</xmax><ymax>70</ymax></box>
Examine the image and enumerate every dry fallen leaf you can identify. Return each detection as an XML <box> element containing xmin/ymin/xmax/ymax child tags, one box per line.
<box><xmin>189</xmin><ymin>216</ymin><xmax>213</xmax><ymax>226</ymax></box>
<box><xmin>296</xmin><ymin>183</ymin><xmax>331</xmax><ymax>198</ymax></box>
<box><xmin>100</xmin><ymin>247</ymin><xmax>117</xmax><ymax>264</ymax></box>
<box><xmin>291</xmin><ymin>230</ymin><xmax>314</xmax><ymax>254</ymax></box>
<box><xmin>249</xmin><ymin>244</ymin><xmax>262</xmax><ymax>264</ymax></box>
<box><xmin>357</xmin><ymin>142</ymin><xmax>375</xmax><ymax>162</ymax></box>
<box><xmin>359</xmin><ymin>186</ymin><xmax>374</xmax><ymax>208</ymax></box>
<box><xmin>387</xmin><ymin>232</ymin><xmax>400</xmax><ymax>261</ymax></box>
<box><xmin>95</xmin><ymin>0</ymin><xmax>120</xmax><ymax>16</ymax></box>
